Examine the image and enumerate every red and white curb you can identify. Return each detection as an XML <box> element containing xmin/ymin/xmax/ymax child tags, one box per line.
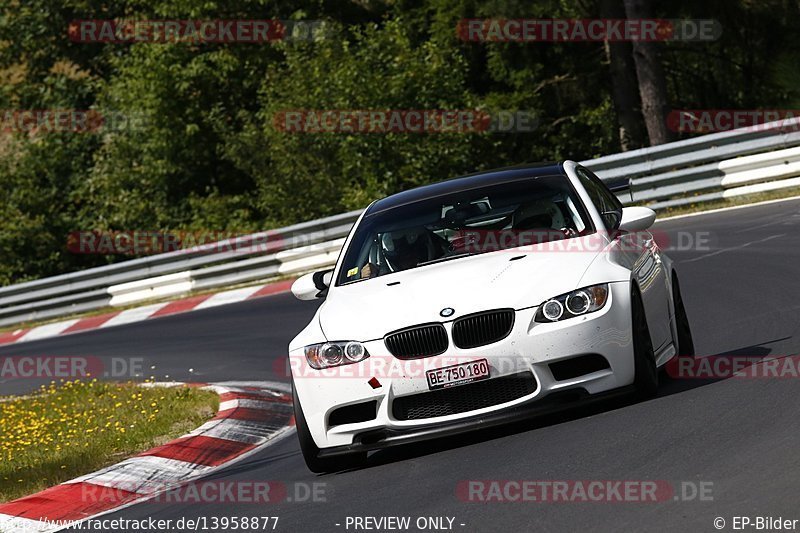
<box><xmin>0</xmin><ymin>381</ymin><xmax>295</xmax><ymax>533</ymax></box>
<box><xmin>0</xmin><ymin>280</ymin><xmax>294</xmax><ymax>347</ymax></box>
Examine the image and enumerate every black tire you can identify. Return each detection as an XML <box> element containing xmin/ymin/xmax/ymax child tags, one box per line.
<box><xmin>672</xmin><ymin>273</ymin><xmax>695</xmax><ymax>358</ymax></box>
<box><xmin>631</xmin><ymin>286</ymin><xmax>659</xmax><ymax>399</ymax></box>
<box><xmin>292</xmin><ymin>385</ymin><xmax>367</xmax><ymax>474</ymax></box>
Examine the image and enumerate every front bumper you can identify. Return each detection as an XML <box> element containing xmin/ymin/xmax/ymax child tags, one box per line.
<box><xmin>290</xmin><ymin>281</ymin><xmax>634</xmax><ymax>450</ymax></box>
<box><xmin>317</xmin><ymin>385</ymin><xmax>634</xmax><ymax>457</ymax></box>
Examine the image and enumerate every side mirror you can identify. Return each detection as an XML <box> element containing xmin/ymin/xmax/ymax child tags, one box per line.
<box><xmin>291</xmin><ymin>269</ymin><xmax>333</xmax><ymax>300</ymax></box>
<box><xmin>618</xmin><ymin>206</ymin><xmax>656</xmax><ymax>232</ymax></box>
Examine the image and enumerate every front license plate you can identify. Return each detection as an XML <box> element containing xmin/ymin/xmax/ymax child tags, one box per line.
<box><xmin>426</xmin><ymin>359</ymin><xmax>491</xmax><ymax>390</ymax></box>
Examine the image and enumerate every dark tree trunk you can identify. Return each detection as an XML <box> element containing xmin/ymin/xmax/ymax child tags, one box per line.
<box><xmin>623</xmin><ymin>0</ymin><xmax>674</xmax><ymax>146</ymax></box>
<box><xmin>601</xmin><ymin>0</ymin><xmax>646</xmax><ymax>151</ymax></box>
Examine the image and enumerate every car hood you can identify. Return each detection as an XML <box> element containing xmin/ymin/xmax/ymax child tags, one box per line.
<box><xmin>319</xmin><ymin>236</ymin><xmax>606</xmax><ymax>342</ymax></box>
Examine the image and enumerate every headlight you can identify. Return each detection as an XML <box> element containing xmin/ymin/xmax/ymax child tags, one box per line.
<box><xmin>534</xmin><ymin>284</ymin><xmax>609</xmax><ymax>323</ymax></box>
<box><xmin>304</xmin><ymin>341</ymin><xmax>370</xmax><ymax>369</ymax></box>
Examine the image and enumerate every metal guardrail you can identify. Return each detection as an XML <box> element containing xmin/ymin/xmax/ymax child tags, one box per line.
<box><xmin>2</xmin><ymin>118</ymin><xmax>799</xmax><ymax>327</ymax></box>
<box><xmin>583</xmin><ymin>117</ymin><xmax>800</xmax><ymax>208</ymax></box>
<box><xmin>0</xmin><ymin>212</ymin><xmax>360</xmax><ymax>327</ymax></box>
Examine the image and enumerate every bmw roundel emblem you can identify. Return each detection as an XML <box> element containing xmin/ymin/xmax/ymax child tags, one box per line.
<box><xmin>440</xmin><ymin>307</ymin><xmax>455</xmax><ymax>317</ymax></box>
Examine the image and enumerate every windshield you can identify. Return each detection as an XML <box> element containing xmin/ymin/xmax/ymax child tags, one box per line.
<box><xmin>336</xmin><ymin>174</ymin><xmax>594</xmax><ymax>285</ymax></box>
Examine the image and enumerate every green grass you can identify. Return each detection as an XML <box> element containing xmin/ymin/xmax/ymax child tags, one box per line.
<box><xmin>0</xmin><ymin>380</ymin><xmax>219</xmax><ymax>502</ymax></box>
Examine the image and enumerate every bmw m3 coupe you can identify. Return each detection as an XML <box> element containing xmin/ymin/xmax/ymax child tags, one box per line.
<box><xmin>288</xmin><ymin>160</ymin><xmax>694</xmax><ymax>472</ymax></box>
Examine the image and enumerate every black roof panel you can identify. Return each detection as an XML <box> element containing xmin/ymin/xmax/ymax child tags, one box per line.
<box><xmin>365</xmin><ymin>162</ymin><xmax>565</xmax><ymax>216</ymax></box>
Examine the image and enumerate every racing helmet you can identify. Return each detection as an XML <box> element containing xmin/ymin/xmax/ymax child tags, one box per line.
<box><xmin>512</xmin><ymin>199</ymin><xmax>566</xmax><ymax>230</ymax></box>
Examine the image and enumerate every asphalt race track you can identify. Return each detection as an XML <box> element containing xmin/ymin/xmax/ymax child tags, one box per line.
<box><xmin>4</xmin><ymin>197</ymin><xmax>800</xmax><ymax>532</ymax></box>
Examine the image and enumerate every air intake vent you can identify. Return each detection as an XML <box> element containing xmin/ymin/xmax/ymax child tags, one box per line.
<box><xmin>452</xmin><ymin>309</ymin><xmax>515</xmax><ymax>349</ymax></box>
<box><xmin>328</xmin><ymin>400</ymin><xmax>378</xmax><ymax>428</ymax></box>
<box><xmin>392</xmin><ymin>372</ymin><xmax>537</xmax><ymax>420</ymax></box>
<box><xmin>385</xmin><ymin>324</ymin><xmax>448</xmax><ymax>359</ymax></box>
<box><xmin>549</xmin><ymin>354</ymin><xmax>610</xmax><ymax>381</ymax></box>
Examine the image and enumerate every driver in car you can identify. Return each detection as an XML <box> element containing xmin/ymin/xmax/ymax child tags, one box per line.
<box><xmin>360</xmin><ymin>227</ymin><xmax>442</xmax><ymax>278</ymax></box>
<box><xmin>510</xmin><ymin>199</ymin><xmax>578</xmax><ymax>240</ymax></box>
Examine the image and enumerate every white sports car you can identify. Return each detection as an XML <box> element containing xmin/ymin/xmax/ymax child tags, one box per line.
<box><xmin>288</xmin><ymin>160</ymin><xmax>694</xmax><ymax>472</ymax></box>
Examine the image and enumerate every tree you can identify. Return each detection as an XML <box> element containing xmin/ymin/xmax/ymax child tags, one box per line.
<box><xmin>623</xmin><ymin>0</ymin><xmax>673</xmax><ymax>145</ymax></box>
<box><xmin>0</xmin><ymin>0</ymin><xmax>798</xmax><ymax>281</ymax></box>
<box><xmin>601</xmin><ymin>0</ymin><xmax>645</xmax><ymax>150</ymax></box>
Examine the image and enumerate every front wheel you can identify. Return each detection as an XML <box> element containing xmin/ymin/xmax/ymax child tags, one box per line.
<box><xmin>672</xmin><ymin>273</ymin><xmax>695</xmax><ymax>358</ymax></box>
<box><xmin>292</xmin><ymin>385</ymin><xmax>367</xmax><ymax>473</ymax></box>
<box><xmin>631</xmin><ymin>287</ymin><xmax>659</xmax><ymax>399</ymax></box>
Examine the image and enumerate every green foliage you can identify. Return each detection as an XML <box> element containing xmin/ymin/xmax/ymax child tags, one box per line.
<box><xmin>226</xmin><ymin>20</ymin><xmax>481</xmax><ymax>223</ymax></box>
<box><xmin>0</xmin><ymin>0</ymin><xmax>797</xmax><ymax>282</ymax></box>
